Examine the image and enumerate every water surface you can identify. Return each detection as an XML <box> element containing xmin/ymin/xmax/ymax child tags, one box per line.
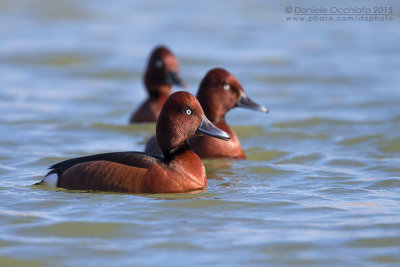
<box><xmin>1</xmin><ymin>0</ymin><xmax>400</xmax><ymax>266</ymax></box>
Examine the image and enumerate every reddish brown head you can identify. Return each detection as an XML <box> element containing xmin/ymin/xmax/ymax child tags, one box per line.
<box><xmin>196</xmin><ymin>68</ymin><xmax>268</xmax><ymax>123</ymax></box>
<box><xmin>144</xmin><ymin>45</ymin><xmax>186</xmax><ymax>96</ymax></box>
<box><xmin>156</xmin><ymin>91</ymin><xmax>230</xmax><ymax>159</ymax></box>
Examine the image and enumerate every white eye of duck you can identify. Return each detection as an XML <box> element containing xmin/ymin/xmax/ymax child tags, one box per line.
<box><xmin>185</xmin><ymin>109</ymin><xmax>192</xmax><ymax>115</ymax></box>
<box><xmin>223</xmin><ymin>84</ymin><xmax>230</xmax><ymax>90</ymax></box>
<box><xmin>155</xmin><ymin>60</ymin><xmax>163</xmax><ymax>68</ymax></box>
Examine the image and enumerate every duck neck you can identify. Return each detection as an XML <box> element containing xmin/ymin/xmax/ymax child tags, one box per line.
<box><xmin>211</xmin><ymin>114</ymin><xmax>227</xmax><ymax>126</ymax></box>
<box><xmin>148</xmin><ymin>85</ymin><xmax>171</xmax><ymax>99</ymax></box>
<box><xmin>162</xmin><ymin>141</ymin><xmax>191</xmax><ymax>162</ymax></box>
<box><xmin>201</xmin><ymin>102</ymin><xmax>228</xmax><ymax>125</ymax></box>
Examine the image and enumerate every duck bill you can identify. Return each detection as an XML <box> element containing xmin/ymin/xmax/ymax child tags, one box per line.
<box><xmin>196</xmin><ymin>116</ymin><xmax>231</xmax><ymax>141</ymax></box>
<box><xmin>236</xmin><ymin>92</ymin><xmax>268</xmax><ymax>113</ymax></box>
<box><xmin>166</xmin><ymin>71</ymin><xmax>188</xmax><ymax>88</ymax></box>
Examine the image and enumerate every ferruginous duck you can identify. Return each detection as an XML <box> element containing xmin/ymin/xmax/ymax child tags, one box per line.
<box><xmin>37</xmin><ymin>91</ymin><xmax>230</xmax><ymax>194</ymax></box>
<box><xmin>130</xmin><ymin>45</ymin><xmax>186</xmax><ymax>123</ymax></box>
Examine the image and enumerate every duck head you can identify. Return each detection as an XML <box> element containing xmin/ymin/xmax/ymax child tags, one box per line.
<box><xmin>196</xmin><ymin>68</ymin><xmax>268</xmax><ymax>123</ymax></box>
<box><xmin>144</xmin><ymin>46</ymin><xmax>186</xmax><ymax>96</ymax></box>
<box><xmin>156</xmin><ymin>91</ymin><xmax>230</xmax><ymax>159</ymax></box>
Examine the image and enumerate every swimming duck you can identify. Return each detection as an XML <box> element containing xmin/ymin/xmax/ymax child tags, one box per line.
<box><xmin>37</xmin><ymin>91</ymin><xmax>230</xmax><ymax>194</ymax></box>
<box><xmin>130</xmin><ymin>45</ymin><xmax>186</xmax><ymax>123</ymax></box>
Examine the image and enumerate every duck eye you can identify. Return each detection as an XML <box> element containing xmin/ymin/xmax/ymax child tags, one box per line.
<box><xmin>185</xmin><ymin>109</ymin><xmax>192</xmax><ymax>115</ymax></box>
<box><xmin>155</xmin><ymin>60</ymin><xmax>163</xmax><ymax>68</ymax></box>
<box><xmin>223</xmin><ymin>84</ymin><xmax>230</xmax><ymax>90</ymax></box>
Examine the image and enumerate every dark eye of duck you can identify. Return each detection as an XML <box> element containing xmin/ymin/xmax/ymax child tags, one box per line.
<box><xmin>155</xmin><ymin>60</ymin><xmax>163</xmax><ymax>68</ymax></box>
<box><xmin>185</xmin><ymin>109</ymin><xmax>192</xmax><ymax>115</ymax></box>
<box><xmin>223</xmin><ymin>84</ymin><xmax>230</xmax><ymax>91</ymax></box>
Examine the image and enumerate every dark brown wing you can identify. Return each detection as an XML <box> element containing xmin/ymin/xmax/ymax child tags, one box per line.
<box><xmin>48</xmin><ymin>151</ymin><xmax>163</xmax><ymax>176</ymax></box>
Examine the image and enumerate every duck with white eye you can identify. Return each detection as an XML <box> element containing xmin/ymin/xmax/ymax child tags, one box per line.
<box><xmin>144</xmin><ymin>67</ymin><xmax>268</xmax><ymax>159</ymax></box>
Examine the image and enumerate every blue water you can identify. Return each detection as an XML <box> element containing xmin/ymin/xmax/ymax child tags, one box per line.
<box><xmin>1</xmin><ymin>0</ymin><xmax>400</xmax><ymax>266</ymax></box>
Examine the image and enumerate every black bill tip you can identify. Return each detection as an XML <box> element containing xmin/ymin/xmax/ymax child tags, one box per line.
<box><xmin>167</xmin><ymin>71</ymin><xmax>188</xmax><ymax>88</ymax></box>
<box><xmin>236</xmin><ymin>93</ymin><xmax>269</xmax><ymax>113</ymax></box>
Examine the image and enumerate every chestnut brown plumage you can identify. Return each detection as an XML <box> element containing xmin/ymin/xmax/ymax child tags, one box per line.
<box><xmin>145</xmin><ymin>68</ymin><xmax>268</xmax><ymax>159</ymax></box>
<box><xmin>39</xmin><ymin>92</ymin><xmax>230</xmax><ymax>194</ymax></box>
